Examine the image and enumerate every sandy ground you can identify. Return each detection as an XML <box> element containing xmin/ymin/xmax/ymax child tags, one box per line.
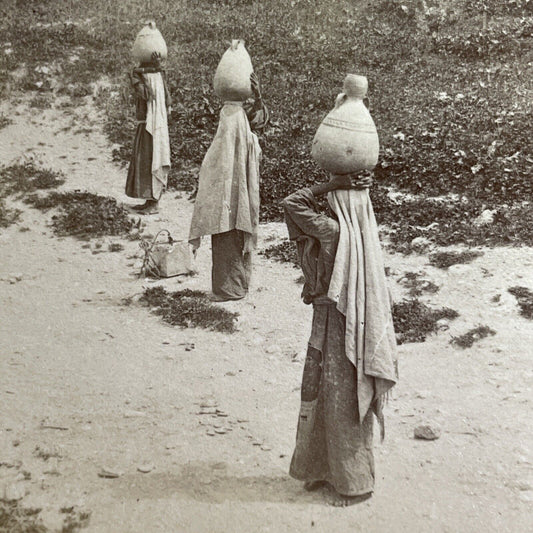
<box><xmin>1</xmin><ymin>97</ymin><xmax>532</xmax><ymax>533</ymax></box>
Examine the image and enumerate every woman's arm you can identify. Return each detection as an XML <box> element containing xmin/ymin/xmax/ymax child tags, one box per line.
<box><xmin>283</xmin><ymin>171</ymin><xmax>373</xmax><ymax>240</ymax></box>
<box><xmin>310</xmin><ymin>171</ymin><xmax>373</xmax><ymax>197</ymax></box>
<box><xmin>244</xmin><ymin>73</ymin><xmax>270</xmax><ymax>131</ymax></box>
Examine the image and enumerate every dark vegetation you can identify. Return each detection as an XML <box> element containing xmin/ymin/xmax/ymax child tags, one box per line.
<box><xmin>0</xmin><ymin>113</ymin><xmax>12</xmax><ymax>129</ymax></box>
<box><xmin>0</xmin><ymin>200</ymin><xmax>20</xmax><ymax>228</ymax></box>
<box><xmin>1</xmin><ymin>0</ymin><xmax>531</xmax><ymax>251</ymax></box>
<box><xmin>508</xmin><ymin>286</ymin><xmax>533</xmax><ymax>318</ymax></box>
<box><xmin>450</xmin><ymin>325</ymin><xmax>496</xmax><ymax>347</ymax></box>
<box><xmin>26</xmin><ymin>192</ymin><xmax>134</xmax><ymax>238</ymax></box>
<box><xmin>259</xmin><ymin>240</ymin><xmax>299</xmax><ymax>267</ymax></box>
<box><xmin>392</xmin><ymin>299</ymin><xmax>459</xmax><ymax>344</ymax></box>
<box><xmin>0</xmin><ymin>498</ymin><xmax>90</xmax><ymax>533</ymax></box>
<box><xmin>139</xmin><ymin>286</ymin><xmax>239</xmax><ymax>333</ymax></box>
<box><xmin>0</xmin><ymin>162</ymin><xmax>66</xmax><ymax>229</ymax></box>
<box><xmin>399</xmin><ymin>271</ymin><xmax>440</xmax><ymax>297</ymax></box>
<box><xmin>0</xmin><ymin>162</ymin><xmax>65</xmax><ymax>197</ymax></box>
<box><xmin>0</xmin><ymin>499</ymin><xmax>46</xmax><ymax>533</ymax></box>
<box><xmin>429</xmin><ymin>249</ymin><xmax>484</xmax><ymax>269</ymax></box>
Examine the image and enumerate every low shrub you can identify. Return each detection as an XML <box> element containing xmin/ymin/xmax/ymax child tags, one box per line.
<box><xmin>399</xmin><ymin>271</ymin><xmax>440</xmax><ymax>297</ymax></box>
<box><xmin>508</xmin><ymin>286</ymin><xmax>533</xmax><ymax>319</ymax></box>
<box><xmin>0</xmin><ymin>199</ymin><xmax>21</xmax><ymax>228</ymax></box>
<box><xmin>0</xmin><ymin>162</ymin><xmax>65</xmax><ymax>197</ymax></box>
<box><xmin>429</xmin><ymin>249</ymin><xmax>484</xmax><ymax>269</ymax></box>
<box><xmin>259</xmin><ymin>240</ymin><xmax>299</xmax><ymax>267</ymax></box>
<box><xmin>451</xmin><ymin>325</ymin><xmax>496</xmax><ymax>348</ymax></box>
<box><xmin>0</xmin><ymin>499</ymin><xmax>46</xmax><ymax>533</ymax></box>
<box><xmin>393</xmin><ymin>298</ymin><xmax>459</xmax><ymax>344</ymax></box>
<box><xmin>26</xmin><ymin>191</ymin><xmax>134</xmax><ymax>238</ymax></box>
<box><xmin>139</xmin><ymin>286</ymin><xmax>238</xmax><ymax>333</ymax></box>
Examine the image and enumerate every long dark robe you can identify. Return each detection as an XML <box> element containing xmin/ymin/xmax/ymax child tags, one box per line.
<box><xmin>283</xmin><ymin>188</ymin><xmax>376</xmax><ymax>496</ymax></box>
<box><xmin>125</xmin><ymin>69</ymin><xmax>170</xmax><ymax>200</ymax></box>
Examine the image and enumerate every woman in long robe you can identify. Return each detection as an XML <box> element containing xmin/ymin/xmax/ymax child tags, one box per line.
<box><xmin>125</xmin><ymin>52</ymin><xmax>171</xmax><ymax>214</ymax></box>
<box><xmin>189</xmin><ymin>74</ymin><xmax>268</xmax><ymax>301</ymax></box>
<box><xmin>282</xmin><ymin>172</ymin><xmax>398</xmax><ymax>506</ymax></box>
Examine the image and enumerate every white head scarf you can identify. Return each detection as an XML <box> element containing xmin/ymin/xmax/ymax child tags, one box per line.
<box><xmin>327</xmin><ymin>188</ymin><xmax>398</xmax><ymax>421</ymax></box>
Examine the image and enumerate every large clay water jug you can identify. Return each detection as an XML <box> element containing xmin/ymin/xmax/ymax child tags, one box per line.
<box><xmin>132</xmin><ymin>21</ymin><xmax>167</xmax><ymax>64</ymax></box>
<box><xmin>213</xmin><ymin>40</ymin><xmax>253</xmax><ymax>102</ymax></box>
<box><xmin>311</xmin><ymin>74</ymin><xmax>379</xmax><ymax>174</ymax></box>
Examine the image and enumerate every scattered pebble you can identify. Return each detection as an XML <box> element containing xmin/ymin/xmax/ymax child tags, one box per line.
<box><xmin>519</xmin><ymin>491</ymin><xmax>533</xmax><ymax>503</ymax></box>
<box><xmin>137</xmin><ymin>464</ymin><xmax>154</xmax><ymax>474</ymax></box>
<box><xmin>123</xmin><ymin>410</ymin><xmax>146</xmax><ymax>418</ymax></box>
<box><xmin>98</xmin><ymin>468</ymin><xmax>122</xmax><ymax>479</ymax></box>
<box><xmin>414</xmin><ymin>425</ymin><xmax>441</xmax><ymax>441</ymax></box>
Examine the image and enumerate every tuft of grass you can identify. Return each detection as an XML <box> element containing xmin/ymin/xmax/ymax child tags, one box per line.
<box><xmin>59</xmin><ymin>509</ymin><xmax>91</xmax><ymax>533</ymax></box>
<box><xmin>139</xmin><ymin>287</ymin><xmax>238</xmax><ymax>333</ymax></box>
<box><xmin>108</xmin><ymin>243</ymin><xmax>124</xmax><ymax>253</ymax></box>
<box><xmin>0</xmin><ymin>113</ymin><xmax>12</xmax><ymax>130</ymax></box>
<box><xmin>429</xmin><ymin>249</ymin><xmax>483</xmax><ymax>269</ymax></box>
<box><xmin>399</xmin><ymin>271</ymin><xmax>440</xmax><ymax>297</ymax></box>
<box><xmin>508</xmin><ymin>286</ymin><xmax>533</xmax><ymax>319</ymax></box>
<box><xmin>0</xmin><ymin>199</ymin><xmax>21</xmax><ymax>229</ymax></box>
<box><xmin>260</xmin><ymin>240</ymin><xmax>299</xmax><ymax>267</ymax></box>
<box><xmin>451</xmin><ymin>325</ymin><xmax>496</xmax><ymax>348</ymax></box>
<box><xmin>0</xmin><ymin>499</ymin><xmax>47</xmax><ymax>533</ymax></box>
<box><xmin>0</xmin><ymin>162</ymin><xmax>65</xmax><ymax>197</ymax></box>
<box><xmin>393</xmin><ymin>298</ymin><xmax>459</xmax><ymax>344</ymax></box>
<box><xmin>29</xmin><ymin>94</ymin><xmax>53</xmax><ymax>109</ymax></box>
<box><xmin>26</xmin><ymin>191</ymin><xmax>134</xmax><ymax>239</ymax></box>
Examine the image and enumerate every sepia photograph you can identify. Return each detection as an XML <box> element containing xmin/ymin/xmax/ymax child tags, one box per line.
<box><xmin>0</xmin><ymin>0</ymin><xmax>532</xmax><ymax>531</ymax></box>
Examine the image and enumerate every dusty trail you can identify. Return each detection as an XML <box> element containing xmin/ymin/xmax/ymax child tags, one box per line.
<box><xmin>1</xmin><ymin>98</ymin><xmax>532</xmax><ymax>532</ymax></box>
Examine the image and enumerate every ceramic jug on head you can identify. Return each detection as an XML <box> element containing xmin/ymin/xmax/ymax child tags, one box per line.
<box><xmin>132</xmin><ymin>21</ymin><xmax>167</xmax><ymax>64</ymax></box>
<box><xmin>311</xmin><ymin>74</ymin><xmax>379</xmax><ymax>175</ymax></box>
<box><xmin>213</xmin><ymin>40</ymin><xmax>254</xmax><ymax>102</ymax></box>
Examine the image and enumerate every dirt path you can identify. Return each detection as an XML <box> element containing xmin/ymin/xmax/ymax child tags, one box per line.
<box><xmin>1</xmin><ymin>98</ymin><xmax>532</xmax><ymax>532</ymax></box>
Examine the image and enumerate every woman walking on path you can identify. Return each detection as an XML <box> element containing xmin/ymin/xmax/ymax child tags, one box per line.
<box><xmin>125</xmin><ymin>50</ymin><xmax>171</xmax><ymax>214</ymax></box>
<box><xmin>189</xmin><ymin>73</ymin><xmax>268</xmax><ymax>301</ymax></box>
<box><xmin>282</xmin><ymin>172</ymin><xmax>398</xmax><ymax>506</ymax></box>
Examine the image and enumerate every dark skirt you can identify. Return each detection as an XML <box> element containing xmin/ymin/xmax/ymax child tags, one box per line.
<box><xmin>125</xmin><ymin>124</ymin><xmax>155</xmax><ymax>200</ymax></box>
<box><xmin>211</xmin><ymin>229</ymin><xmax>251</xmax><ymax>300</ymax></box>
<box><xmin>289</xmin><ymin>304</ymin><xmax>375</xmax><ymax>496</ymax></box>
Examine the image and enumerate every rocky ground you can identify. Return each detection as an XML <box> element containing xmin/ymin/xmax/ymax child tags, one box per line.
<box><xmin>1</xmin><ymin>96</ymin><xmax>532</xmax><ymax>532</ymax></box>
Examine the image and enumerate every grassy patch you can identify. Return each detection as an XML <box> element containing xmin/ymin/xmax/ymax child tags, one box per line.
<box><xmin>0</xmin><ymin>200</ymin><xmax>21</xmax><ymax>228</ymax></box>
<box><xmin>0</xmin><ymin>499</ymin><xmax>46</xmax><ymax>533</ymax></box>
<box><xmin>429</xmin><ymin>249</ymin><xmax>484</xmax><ymax>269</ymax></box>
<box><xmin>26</xmin><ymin>191</ymin><xmax>134</xmax><ymax>238</ymax></box>
<box><xmin>0</xmin><ymin>162</ymin><xmax>65</xmax><ymax>197</ymax></box>
<box><xmin>1</xmin><ymin>0</ymin><xmax>532</xmax><ymax>249</ymax></box>
<box><xmin>451</xmin><ymin>325</ymin><xmax>496</xmax><ymax>348</ymax></box>
<box><xmin>139</xmin><ymin>286</ymin><xmax>238</xmax><ymax>333</ymax></box>
<box><xmin>393</xmin><ymin>298</ymin><xmax>459</xmax><ymax>344</ymax></box>
<box><xmin>259</xmin><ymin>240</ymin><xmax>299</xmax><ymax>267</ymax></box>
<box><xmin>508</xmin><ymin>286</ymin><xmax>533</xmax><ymax>319</ymax></box>
<box><xmin>108</xmin><ymin>242</ymin><xmax>124</xmax><ymax>252</ymax></box>
<box><xmin>399</xmin><ymin>271</ymin><xmax>440</xmax><ymax>297</ymax></box>
<box><xmin>29</xmin><ymin>93</ymin><xmax>53</xmax><ymax>109</ymax></box>
<box><xmin>0</xmin><ymin>113</ymin><xmax>12</xmax><ymax>129</ymax></box>
<box><xmin>59</xmin><ymin>508</ymin><xmax>91</xmax><ymax>533</ymax></box>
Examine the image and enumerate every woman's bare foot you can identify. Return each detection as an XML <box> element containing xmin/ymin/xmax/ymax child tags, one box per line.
<box><xmin>303</xmin><ymin>480</ymin><xmax>328</xmax><ymax>492</ymax></box>
<box><xmin>329</xmin><ymin>491</ymin><xmax>372</xmax><ymax>507</ymax></box>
